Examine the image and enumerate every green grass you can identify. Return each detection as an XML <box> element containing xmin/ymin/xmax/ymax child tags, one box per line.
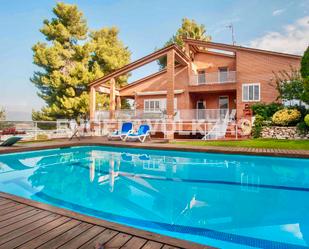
<box><xmin>173</xmin><ymin>139</ymin><xmax>309</xmax><ymax>150</ymax></box>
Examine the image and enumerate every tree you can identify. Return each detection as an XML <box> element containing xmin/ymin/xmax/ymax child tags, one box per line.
<box><xmin>300</xmin><ymin>46</ymin><xmax>309</xmax><ymax>104</ymax></box>
<box><xmin>272</xmin><ymin>66</ymin><xmax>309</xmax><ymax>105</ymax></box>
<box><xmin>301</xmin><ymin>46</ymin><xmax>309</xmax><ymax>78</ymax></box>
<box><xmin>157</xmin><ymin>18</ymin><xmax>211</xmax><ymax>69</ymax></box>
<box><xmin>0</xmin><ymin>107</ymin><xmax>5</xmax><ymax>121</ymax></box>
<box><xmin>31</xmin><ymin>2</ymin><xmax>130</xmax><ymax>121</ymax></box>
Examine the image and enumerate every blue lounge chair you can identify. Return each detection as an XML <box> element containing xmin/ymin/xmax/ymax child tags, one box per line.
<box><xmin>124</xmin><ymin>124</ymin><xmax>150</xmax><ymax>143</ymax></box>
<box><xmin>0</xmin><ymin>136</ymin><xmax>22</xmax><ymax>146</ymax></box>
<box><xmin>108</xmin><ymin>122</ymin><xmax>133</xmax><ymax>140</ymax></box>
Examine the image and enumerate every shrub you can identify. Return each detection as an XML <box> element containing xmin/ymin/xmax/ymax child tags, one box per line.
<box><xmin>305</xmin><ymin>114</ymin><xmax>309</xmax><ymax>127</ymax></box>
<box><xmin>252</xmin><ymin>114</ymin><xmax>264</xmax><ymax>138</ymax></box>
<box><xmin>272</xmin><ymin>108</ymin><xmax>301</xmax><ymax>126</ymax></box>
<box><xmin>288</xmin><ymin>105</ymin><xmax>309</xmax><ymax>119</ymax></box>
<box><xmin>36</xmin><ymin>133</ymin><xmax>49</xmax><ymax>140</ymax></box>
<box><xmin>251</xmin><ymin>103</ymin><xmax>283</xmax><ymax>120</ymax></box>
<box><xmin>297</xmin><ymin>121</ymin><xmax>309</xmax><ymax>135</ymax></box>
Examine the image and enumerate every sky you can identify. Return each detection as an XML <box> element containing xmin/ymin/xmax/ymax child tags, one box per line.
<box><xmin>0</xmin><ymin>0</ymin><xmax>308</xmax><ymax>120</ymax></box>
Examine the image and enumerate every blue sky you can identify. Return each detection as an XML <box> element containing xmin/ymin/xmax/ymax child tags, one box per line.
<box><xmin>0</xmin><ymin>0</ymin><xmax>308</xmax><ymax>120</ymax></box>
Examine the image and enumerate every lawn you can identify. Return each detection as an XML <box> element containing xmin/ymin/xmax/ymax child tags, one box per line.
<box><xmin>173</xmin><ymin>139</ymin><xmax>309</xmax><ymax>150</ymax></box>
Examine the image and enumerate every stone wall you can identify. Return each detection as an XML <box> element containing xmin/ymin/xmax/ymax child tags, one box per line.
<box><xmin>261</xmin><ymin>126</ymin><xmax>309</xmax><ymax>139</ymax></box>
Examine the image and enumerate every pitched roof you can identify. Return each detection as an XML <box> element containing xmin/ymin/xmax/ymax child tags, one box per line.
<box><xmin>89</xmin><ymin>44</ymin><xmax>189</xmax><ymax>88</ymax></box>
<box><xmin>183</xmin><ymin>38</ymin><xmax>302</xmax><ymax>59</ymax></box>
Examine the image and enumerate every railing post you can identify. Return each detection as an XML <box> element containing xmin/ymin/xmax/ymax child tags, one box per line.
<box><xmin>34</xmin><ymin>121</ymin><xmax>38</xmax><ymax>140</ymax></box>
<box><xmin>204</xmin><ymin>122</ymin><xmax>206</xmax><ymax>137</ymax></box>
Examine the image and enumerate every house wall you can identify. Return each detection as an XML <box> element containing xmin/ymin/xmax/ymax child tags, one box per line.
<box><xmin>189</xmin><ymin>92</ymin><xmax>236</xmax><ymax>110</ymax></box>
<box><xmin>236</xmin><ymin>50</ymin><xmax>301</xmax><ymax>119</ymax></box>
<box><xmin>121</xmin><ymin>65</ymin><xmax>191</xmax><ymax>110</ymax></box>
<box><xmin>192</xmin><ymin>52</ymin><xmax>236</xmax><ymax>73</ymax></box>
<box><xmin>118</xmin><ymin>48</ymin><xmax>301</xmax><ymax>120</ymax></box>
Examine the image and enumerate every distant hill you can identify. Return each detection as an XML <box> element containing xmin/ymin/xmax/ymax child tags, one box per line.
<box><xmin>5</xmin><ymin>110</ymin><xmax>32</xmax><ymax>121</ymax></box>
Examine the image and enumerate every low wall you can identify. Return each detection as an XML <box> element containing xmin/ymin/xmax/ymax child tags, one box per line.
<box><xmin>261</xmin><ymin>126</ymin><xmax>309</xmax><ymax>139</ymax></box>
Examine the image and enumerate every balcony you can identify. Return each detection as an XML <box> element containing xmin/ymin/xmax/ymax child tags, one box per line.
<box><xmin>190</xmin><ymin>71</ymin><xmax>237</xmax><ymax>85</ymax></box>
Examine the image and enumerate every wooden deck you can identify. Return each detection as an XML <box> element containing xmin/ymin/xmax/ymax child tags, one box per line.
<box><xmin>0</xmin><ymin>192</ymin><xmax>211</xmax><ymax>249</ymax></box>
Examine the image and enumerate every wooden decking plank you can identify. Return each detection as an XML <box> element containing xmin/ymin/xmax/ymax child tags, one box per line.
<box><xmin>79</xmin><ymin>229</ymin><xmax>119</xmax><ymax>249</ymax></box>
<box><xmin>162</xmin><ymin>245</ymin><xmax>181</xmax><ymax>249</ymax></box>
<box><xmin>0</xmin><ymin>210</ymin><xmax>50</xmax><ymax>237</ymax></box>
<box><xmin>141</xmin><ymin>240</ymin><xmax>164</xmax><ymax>249</ymax></box>
<box><xmin>16</xmin><ymin>219</ymin><xmax>81</xmax><ymax>249</ymax></box>
<box><xmin>104</xmin><ymin>232</ymin><xmax>132</xmax><ymax>248</ymax></box>
<box><xmin>0</xmin><ymin>197</ymin><xmax>10</xmax><ymax>202</ymax></box>
<box><xmin>0</xmin><ymin>203</ymin><xmax>25</xmax><ymax>216</ymax></box>
<box><xmin>0</xmin><ymin>205</ymin><xmax>35</xmax><ymax>222</ymax></box>
<box><xmin>37</xmin><ymin>222</ymin><xmax>93</xmax><ymax>249</ymax></box>
<box><xmin>58</xmin><ymin>225</ymin><xmax>105</xmax><ymax>249</ymax></box>
<box><xmin>0</xmin><ymin>198</ymin><xmax>13</xmax><ymax>206</ymax></box>
<box><xmin>0</xmin><ymin>201</ymin><xmax>17</xmax><ymax>210</ymax></box>
<box><xmin>0</xmin><ymin>213</ymin><xmax>60</xmax><ymax>246</ymax></box>
<box><xmin>0</xmin><ymin>216</ymin><xmax>70</xmax><ymax>249</ymax></box>
<box><xmin>121</xmin><ymin>236</ymin><xmax>147</xmax><ymax>249</ymax></box>
<box><xmin>0</xmin><ymin>208</ymin><xmax>42</xmax><ymax>229</ymax></box>
<box><xmin>0</xmin><ymin>192</ymin><xmax>209</xmax><ymax>249</ymax></box>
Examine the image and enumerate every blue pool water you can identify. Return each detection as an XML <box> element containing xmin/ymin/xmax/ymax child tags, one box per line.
<box><xmin>0</xmin><ymin>146</ymin><xmax>309</xmax><ymax>249</ymax></box>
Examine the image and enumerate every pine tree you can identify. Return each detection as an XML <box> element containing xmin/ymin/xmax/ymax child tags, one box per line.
<box><xmin>157</xmin><ymin>18</ymin><xmax>211</xmax><ymax>69</ymax></box>
<box><xmin>0</xmin><ymin>107</ymin><xmax>5</xmax><ymax>121</ymax></box>
<box><xmin>31</xmin><ymin>2</ymin><xmax>130</xmax><ymax>120</ymax></box>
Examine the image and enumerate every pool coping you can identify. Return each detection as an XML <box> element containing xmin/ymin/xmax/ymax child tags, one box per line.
<box><xmin>0</xmin><ymin>191</ymin><xmax>212</xmax><ymax>249</ymax></box>
<box><xmin>0</xmin><ymin>138</ymin><xmax>308</xmax><ymax>158</ymax></box>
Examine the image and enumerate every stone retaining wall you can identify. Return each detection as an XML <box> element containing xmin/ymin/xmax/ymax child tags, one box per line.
<box><xmin>261</xmin><ymin>126</ymin><xmax>309</xmax><ymax>139</ymax></box>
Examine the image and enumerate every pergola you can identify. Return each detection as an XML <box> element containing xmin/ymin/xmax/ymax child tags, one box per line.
<box><xmin>88</xmin><ymin>44</ymin><xmax>190</xmax><ymax>139</ymax></box>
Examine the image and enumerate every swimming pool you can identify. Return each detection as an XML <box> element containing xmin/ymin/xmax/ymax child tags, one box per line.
<box><xmin>0</xmin><ymin>145</ymin><xmax>308</xmax><ymax>249</ymax></box>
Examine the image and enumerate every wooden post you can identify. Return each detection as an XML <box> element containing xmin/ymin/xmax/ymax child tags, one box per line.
<box><xmin>109</xmin><ymin>78</ymin><xmax>116</xmax><ymax>119</ymax></box>
<box><xmin>89</xmin><ymin>86</ymin><xmax>96</xmax><ymax>123</ymax></box>
<box><xmin>116</xmin><ymin>96</ymin><xmax>121</xmax><ymax>110</ymax></box>
<box><xmin>166</xmin><ymin>50</ymin><xmax>175</xmax><ymax>140</ymax></box>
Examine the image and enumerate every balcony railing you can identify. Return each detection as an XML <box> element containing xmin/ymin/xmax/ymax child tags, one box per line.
<box><xmin>190</xmin><ymin>71</ymin><xmax>236</xmax><ymax>85</ymax></box>
<box><xmin>95</xmin><ymin>109</ymin><xmax>232</xmax><ymax>121</ymax></box>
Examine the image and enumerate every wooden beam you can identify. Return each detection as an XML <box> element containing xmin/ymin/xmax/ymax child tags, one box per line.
<box><xmin>109</xmin><ymin>78</ymin><xmax>116</xmax><ymax>119</ymax></box>
<box><xmin>97</xmin><ymin>86</ymin><xmax>119</xmax><ymax>96</ymax></box>
<box><xmin>166</xmin><ymin>50</ymin><xmax>175</xmax><ymax>140</ymax></box>
<box><xmin>175</xmin><ymin>51</ymin><xmax>189</xmax><ymax>66</ymax></box>
<box><xmin>135</xmin><ymin>89</ymin><xmax>184</xmax><ymax>96</ymax></box>
<box><xmin>116</xmin><ymin>96</ymin><xmax>121</xmax><ymax>110</ymax></box>
<box><xmin>89</xmin><ymin>44</ymin><xmax>190</xmax><ymax>87</ymax></box>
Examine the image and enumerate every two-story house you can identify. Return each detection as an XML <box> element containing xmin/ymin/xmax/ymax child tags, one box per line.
<box><xmin>88</xmin><ymin>38</ymin><xmax>301</xmax><ymax>139</ymax></box>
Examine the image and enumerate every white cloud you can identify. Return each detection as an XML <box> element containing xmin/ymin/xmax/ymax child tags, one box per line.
<box><xmin>273</xmin><ymin>8</ymin><xmax>286</xmax><ymax>16</ymax></box>
<box><xmin>249</xmin><ymin>16</ymin><xmax>309</xmax><ymax>55</ymax></box>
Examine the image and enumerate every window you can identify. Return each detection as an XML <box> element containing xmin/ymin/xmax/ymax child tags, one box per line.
<box><xmin>198</xmin><ymin>70</ymin><xmax>206</xmax><ymax>84</ymax></box>
<box><xmin>219</xmin><ymin>67</ymin><xmax>228</xmax><ymax>83</ymax></box>
<box><xmin>242</xmin><ymin>83</ymin><xmax>260</xmax><ymax>102</ymax></box>
<box><xmin>144</xmin><ymin>99</ymin><xmax>161</xmax><ymax>112</ymax></box>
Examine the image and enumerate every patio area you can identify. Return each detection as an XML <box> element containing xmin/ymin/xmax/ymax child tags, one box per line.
<box><xmin>1</xmin><ymin>136</ymin><xmax>308</xmax><ymax>158</ymax></box>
